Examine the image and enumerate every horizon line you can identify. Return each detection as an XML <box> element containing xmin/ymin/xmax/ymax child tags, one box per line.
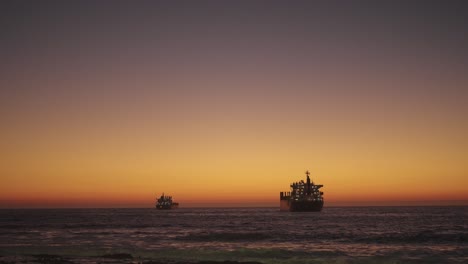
<box><xmin>2</xmin><ymin>203</ymin><xmax>467</xmax><ymax>210</ymax></box>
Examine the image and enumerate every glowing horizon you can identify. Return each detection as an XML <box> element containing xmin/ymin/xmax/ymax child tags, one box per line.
<box><xmin>1</xmin><ymin>1</ymin><xmax>467</xmax><ymax>208</ymax></box>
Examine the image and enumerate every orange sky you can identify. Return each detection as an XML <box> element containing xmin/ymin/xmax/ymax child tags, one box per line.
<box><xmin>1</xmin><ymin>1</ymin><xmax>467</xmax><ymax>208</ymax></box>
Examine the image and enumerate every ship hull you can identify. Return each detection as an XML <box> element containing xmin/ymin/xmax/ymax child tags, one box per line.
<box><xmin>156</xmin><ymin>203</ymin><xmax>179</xmax><ymax>210</ymax></box>
<box><xmin>156</xmin><ymin>205</ymin><xmax>172</xmax><ymax>210</ymax></box>
<box><xmin>280</xmin><ymin>199</ymin><xmax>323</xmax><ymax>212</ymax></box>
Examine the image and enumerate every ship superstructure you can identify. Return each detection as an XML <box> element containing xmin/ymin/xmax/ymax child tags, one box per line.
<box><xmin>156</xmin><ymin>193</ymin><xmax>179</xmax><ymax>209</ymax></box>
<box><xmin>280</xmin><ymin>170</ymin><xmax>324</xmax><ymax>212</ymax></box>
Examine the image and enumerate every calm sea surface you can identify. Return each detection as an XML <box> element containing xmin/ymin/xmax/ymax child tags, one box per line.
<box><xmin>0</xmin><ymin>207</ymin><xmax>467</xmax><ymax>263</ymax></box>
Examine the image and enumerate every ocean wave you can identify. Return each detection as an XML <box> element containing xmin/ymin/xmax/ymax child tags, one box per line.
<box><xmin>271</xmin><ymin>230</ymin><xmax>468</xmax><ymax>244</ymax></box>
<box><xmin>1</xmin><ymin>207</ymin><xmax>467</xmax><ymax>263</ymax></box>
<box><xmin>351</xmin><ymin>231</ymin><xmax>468</xmax><ymax>244</ymax></box>
<box><xmin>177</xmin><ymin>232</ymin><xmax>272</xmax><ymax>242</ymax></box>
<box><xmin>1</xmin><ymin>246</ymin><xmax>466</xmax><ymax>264</ymax></box>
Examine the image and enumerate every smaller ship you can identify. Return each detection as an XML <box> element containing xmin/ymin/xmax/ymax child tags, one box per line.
<box><xmin>156</xmin><ymin>193</ymin><xmax>179</xmax><ymax>209</ymax></box>
<box><xmin>280</xmin><ymin>170</ymin><xmax>324</xmax><ymax>212</ymax></box>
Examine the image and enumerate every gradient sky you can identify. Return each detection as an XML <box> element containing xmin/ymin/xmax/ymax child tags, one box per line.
<box><xmin>1</xmin><ymin>1</ymin><xmax>467</xmax><ymax>208</ymax></box>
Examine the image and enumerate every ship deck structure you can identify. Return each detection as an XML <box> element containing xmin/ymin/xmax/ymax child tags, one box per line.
<box><xmin>156</xmin><ymin>193</ymin><xmax>179</xmax><ymax>209</ymax></box>
<box><xmin>280</xmin><ymin>170</ymin><xmax>324</xmax><ymax>212</ymax></box>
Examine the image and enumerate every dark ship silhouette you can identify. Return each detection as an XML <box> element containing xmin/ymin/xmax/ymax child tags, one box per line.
<box><xmin>280</xmin><ymin>170</ymin><xmax>324</xmax><ymax>212</ymax></box>
<box><xmin>156</xmin><ymin>193</ymin><xmax>179</xmax><ymax>209</ymax></box>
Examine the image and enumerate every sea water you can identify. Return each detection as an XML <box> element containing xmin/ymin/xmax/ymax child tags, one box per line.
<box><xmin>0</xmin><ymin>207</ymin><xmax>466</xmax><ymax>263</ymax></box>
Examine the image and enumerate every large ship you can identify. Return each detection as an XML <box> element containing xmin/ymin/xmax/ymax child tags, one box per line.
<box><xmin>156</xmin><ymin>193</ymin><xmax>179</xmax><ymax>209</ymax></box>
<box><xmin>280</xmin><ymin>171</ymin><xmax>324</xmax><ymax>212</ymax></box>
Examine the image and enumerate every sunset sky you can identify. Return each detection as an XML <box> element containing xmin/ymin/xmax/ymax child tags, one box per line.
<box><xmin>1</xmin><ymin>1</ymin><xmax>467</xmax><ymax>208</ymax></box>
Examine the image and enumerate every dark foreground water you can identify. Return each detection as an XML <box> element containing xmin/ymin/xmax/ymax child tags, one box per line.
<box><xmin>0</xmin><ymin>207</ymin><xmax>467</xmax><ymax>263</ymax></box>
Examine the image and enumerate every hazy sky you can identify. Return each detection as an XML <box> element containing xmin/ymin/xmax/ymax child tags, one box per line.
<box><xmin>1</xmin><ymin>0</ymin><xmax>467</xmax><ymax>207</ymax></box>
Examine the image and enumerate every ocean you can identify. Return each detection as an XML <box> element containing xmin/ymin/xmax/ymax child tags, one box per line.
<box><xmin>0</xmin><ymin>206</ymin><xmax>466</xmax><ymax>263</ymax></box>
